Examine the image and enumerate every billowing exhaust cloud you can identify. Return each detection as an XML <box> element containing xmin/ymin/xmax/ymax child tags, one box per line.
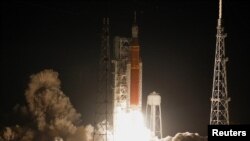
<box><xmin>1</xmin><ymin>126</ymin><xmax>34</xmax><ymax>141</ymax></box>
<box><xmin>1</xmin><ymin>69</ymin><xmax>93</xmax><ymax>141</ymax></box>
<box><xmin>161</xmin><ymin>132</ymin><xmax>207</xmax><ymax>141</ymax></box>
<box><xmin>25</xmin><ymin>69</ymin><xmax>81</xmax><ymax>133</ymax></box>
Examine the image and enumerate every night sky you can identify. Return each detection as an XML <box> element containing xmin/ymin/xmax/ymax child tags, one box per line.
<box><xmin>1</xmin><ymin>0</ymin><xmax>250</xmax><ymax>137</ymax></box>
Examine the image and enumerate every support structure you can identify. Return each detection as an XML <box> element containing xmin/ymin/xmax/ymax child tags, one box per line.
<box><xmin>93</xmin><ymin>17</ymin><xmax>113</xmax><ymax>141</ymax></box>
<box><xmin>210</xmin><ymin>0</ymin><xmax>230</xmax><ymax>125</ymax></box>
<box><xmin>112</xmin><ymin>36</ymin><xmax>130</xmax><ymax>129</ymax></box>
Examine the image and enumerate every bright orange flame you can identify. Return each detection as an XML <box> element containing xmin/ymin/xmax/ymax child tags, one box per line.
<box><xmin>113</xmin><ymin>109</ymin><xmax>150</xmax><ymax>141</ymax></box>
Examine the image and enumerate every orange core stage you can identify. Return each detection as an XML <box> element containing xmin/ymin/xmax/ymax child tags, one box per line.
<box><xmin>130</xmin><ymin>40</ymin><xmax>140</xmax><ymax>107</ymax></box>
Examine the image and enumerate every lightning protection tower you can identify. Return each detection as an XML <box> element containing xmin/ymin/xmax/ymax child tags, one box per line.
<box><xmin>210</xmin><ymin>0</ymin><xmax>230</xmax><ymax>125</ymax></box>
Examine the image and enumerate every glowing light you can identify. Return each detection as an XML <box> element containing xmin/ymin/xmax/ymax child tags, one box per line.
<box><xmin>113</xmin><ymin>108</ymin><xmax>150</xmax><ymax>141</ymax></box>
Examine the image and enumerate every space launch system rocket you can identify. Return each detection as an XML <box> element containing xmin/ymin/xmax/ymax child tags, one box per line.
<box><xmin>128</xmin><ymin>13</ymin><xmax>142</xmax><ymax>110</ymax></box>
<box><xmin>112</xmin><ymin>13</ymin><xmax>143</xmax><ymax>135</ymax></box>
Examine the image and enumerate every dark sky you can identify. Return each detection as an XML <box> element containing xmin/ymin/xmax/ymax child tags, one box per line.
<box><xmin>1</xmin><ymin>0</ymin><xmax>250</xmax><ymax>137</ymax></box>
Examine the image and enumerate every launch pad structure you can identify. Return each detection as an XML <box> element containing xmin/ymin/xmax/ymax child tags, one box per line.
<box><xmin>112</xmin><ymin>36</ymin><xmax>131</xmax><ymax>114</ymax></box>
<box><xmin>93</xmin><ymin>0</ymin><xmax>231</xmax><ymax>140</ymax></box>
<box><xmin>93</xmin><ymin>17</ymin><xmax>113</xmax><ymax>141</ymax></box>
<box><xmin>93</xmin><ymin>13</ymin><xmax>145</xmax><ymax>141</ymax></box>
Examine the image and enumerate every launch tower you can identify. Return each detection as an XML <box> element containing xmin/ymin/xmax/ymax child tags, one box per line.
<box><xmin>210</xmin><ymin>0</ymin><xmax>230</xmax><ymax>125</ymax></box>
<box><xmin>113</xmin><ymin>36</ymin><xmax>130</xmax><ymax>121</ymax></box>
<box><xmin>93</xmin><ymin>17</ymin><xmax>113</xmax><ymax>141</ymax></box>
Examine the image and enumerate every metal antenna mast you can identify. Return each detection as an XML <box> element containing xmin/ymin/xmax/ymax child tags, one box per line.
<box><xmin>93</xmin><ymin>17</ymin><xmax>112</xmax><ymax>141</ymax></box>
<box><xmin>210</xmin><ymin>0</ymin><xmax>230</xmax><ymax>125</ymax></box>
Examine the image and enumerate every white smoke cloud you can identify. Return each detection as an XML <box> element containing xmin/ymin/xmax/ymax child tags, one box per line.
<box><xmin>85</xmin><ymin>124</ymin><xmax>94</xmax><ymax>141</ymax></box>
<box><xmin>2</xmin><ymin>127</ymin><xmax>15</xmax><ymax>141</ymax></box>
<box><xmin>25</xmin><ymin>69</ymin><xmax>81</xmax><ymax>132</ymax></box>
<box><xmin>1</xmin><ymin>126</ymin><xmax>35</xmax><ymax>141</ymax></box>
<box><xmin>161</xmin><ymin>132</ymin><xmax>207</xmax><ymax>141</ymax></box>
<box><xmin>1</xmin><ymin>69</ymin><xmax>92</xmax><ymax>141</ymax></box>
<box><xmin>20</xmin><ymin>129</ymin><xmax>34</xmax><ymax>141</ymax></box>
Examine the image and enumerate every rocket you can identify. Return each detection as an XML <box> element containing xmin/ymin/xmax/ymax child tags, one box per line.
<box><xmin>128</xmin><ymin>12</ymin><xmax>142</xmax><ymax>110</ymax></box>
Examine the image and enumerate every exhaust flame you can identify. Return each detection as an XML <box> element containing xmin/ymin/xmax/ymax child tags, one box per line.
<box><xmin>114</xmin><ymin>109</ymin><xmax>150</xmax><ymax>141</ymax></box>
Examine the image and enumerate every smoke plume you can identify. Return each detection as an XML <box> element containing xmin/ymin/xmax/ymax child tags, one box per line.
<box><xmin>1</xmin><ymin>69</ymin><xmax>93</xmax><ymax>141</ymax></box>
<box><xmin>161</xmin><ymin>132</ymin><xmax>207</xmax><ymax>141</ymax></box>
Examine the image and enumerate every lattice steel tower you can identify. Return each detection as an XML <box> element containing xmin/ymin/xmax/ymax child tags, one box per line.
<box><xmin>93</xmin><ymin>17</ymin><xmax>113</xmax><ymax>141</ymax></box>
<box><xmin>210</xmin><ymin>0</ymin><xmax>230</xmax><ymax>125</ymax></box>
